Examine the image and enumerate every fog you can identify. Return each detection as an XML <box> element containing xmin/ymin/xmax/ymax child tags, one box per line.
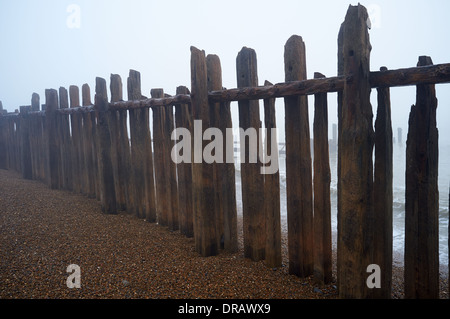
<box><xmin>1</xmin><ymin>0</ymin><xmax>449</xmax><ymax>145</ymax></box>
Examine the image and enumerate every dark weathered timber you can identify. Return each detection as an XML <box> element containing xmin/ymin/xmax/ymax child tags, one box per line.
<box><xmin>337</xmin><ymin>4</ymin><xmax>375</xmax><ymax>299</ymax></box>
<box><xmin>373</xmin><ymin>67</ymin><xmax>393</xmax><ymax>299</ymax></box>
<box><xmin>206</xmin><ymin>54</ymin><xmax>224</xmax><ymax>250</ymax></box>
<box><xmin>19</xmin><ymin>106</ymin><xmax>32</xmax><ymax>180</ymax></box>
<box><xmin>237</xmin><ymin>47</ymin><xmax>265</xmax><ymax>262</ymax></box>
<box><xmin>404</xmin><ymin>56</ymin><xmax>439</xmax><ymax>299</ymax></box>
<box><xmin>174</xmin><ymin>85</ymin><xmax>194</xmax><ymax>238</ymax></box>
<box><xmin>81</xmin><ymin>84</ymin><xmax>96</xmax><ymax>199</ymax></box>
<box><xmin>151</xmin><ymin>88</ymin><xmax>169</xmax><ymax>227</ymax></box>
<box><xmin>165</xmin><ymin>101</ymin><xmax>179</xmax><ymax>231</ymax></box>
<box><xmin>206</xmin><ymin>56</ymin><xmax>239</xmax><ymax>253</ymax></box>
<box><xmin>284</xmin><ymin>35</ymin><xmax>313</xmax><ymax>277</ymax></box>
<box><xmin>58</xmin><ymin>87</ymin><xmax>73</xmax><ymax>191</ymax></box>
<box><xmin>219</xmin><ymin>94</ymin><xmax>238</xmax><ymax>253</ymax></box>
<box><xmin>69</xmin><ymin>85</ymin><xmax>83</xmax><ymax>194</ymax></box>
<box><xmin>94</xmin><ymin>77</ymin><xmax>117</xmax><ymax>214</ymax></box>
<box><xmin>263</xmin><ymin>80</ymin><xmax>281</xmax><ymax>268</ymax></box>
<box><xmin>313</xmin><ymin>72</ymin><xmax>332</xmax><ymax>285</ymax></box>
<box><xmin>116</xmin><ymin>82</ymin><xmax>133</xmax><ymax>214</ymax></box>
<box><xmin>0</xmin><ymin>115</ymin><xmax>7</xmax><ymax>169</ymax></box>
<box><xmin>109</xmin><ymin>74</ymin><xmax>127</xmax><ymax>211</ymax></box>
<box><xmin>45</xmin><ymin>89</ymin><xmax>60</xmax><ymax>189</ymax></box>
<box><xmin>191</xmin><ymin>46</ymin><xmax>218</xmax><ymax>257</ymax></box>
<box><xmin>127</xmin><ymin>70</ymin><xmax>151</xmax><ymax>220</ymax></box>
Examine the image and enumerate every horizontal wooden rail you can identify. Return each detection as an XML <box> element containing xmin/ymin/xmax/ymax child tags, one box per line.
<box><xmin>2</xmin><ymin>63</ymin><xmax>450</xmax><ymax>117</ymax></box>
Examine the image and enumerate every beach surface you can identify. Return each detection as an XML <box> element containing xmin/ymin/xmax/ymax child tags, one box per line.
<box><xmin>0</xmin><ymin>169</ymin><xmax>447</xmax><ymax>299</ymax></box>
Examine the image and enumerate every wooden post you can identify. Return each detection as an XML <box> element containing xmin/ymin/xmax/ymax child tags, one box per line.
<box><xmin>206</xmin><ymin>54</ymin><xmax>225</xmax><ymax>249</ymax></box>
<box><xmin>373</xmin><ymin>66</ymin><xmax>393</xmax><ymax>298</ymax></box>
<box><xmin>19</xmin><ymin>106</ymin><xmax>32</xmax><ymax>180</ymax></box>
<box><xmin>0</xmin><ymin>113</ymin><xmax>6</xmax><ymax>170</ymax></box>
<box><xmin>175</xmin><ymin>85</ymin><xmax>194</xmax><ymax>237</ymax></box>
<box><xmin>81</xmin><ymin>84</ymin><xmax>96</xmax><ymax>199</ymax></box>
<box><xmin>95</xmin><ymin>77</ymin><xmax>117</xmax><ymax>214</ymax></box>
<box><xmin>313</xmin><ymin>72</ymin><xmax>332</xmax><ymax>285</ymax></box>
<box><xmin>236</xmin><ymin>47</ymin><xmax>265</xmax><ymax>261</ymax></box>
<box><xmin>109</xmin><ymin>74</ymin><xmax>127</xmax><ymax>211</ymax></box>
<box><xmin>45</xmin><ymin>89</ymin><xmax>60</xmax><ymax>189</ymax></box>
<box><xmin>263</xmin><ymin>80</ymin><xmax>281</xmax><ymax>268</ymax></box>
<box><xmin>404</xmin><ymin>56</ymin><xmax>439</xmax><ymax>299</ymax></box>
<box><xmin>59</xmin><ymin>87</ymin><xmax>73</xmax><ymax>190</ymax></box>
<box><xmin>116</xmin><ymin>78</ymin><xmax>133</xmax><ymax>213</ymax></box>
<box><xmin>337</xmin><ymin>4</ymin><xmax>374</xmax><ymax>299</ymax></box>
<box><xmin>165</xmin><ymin>100</ymin><xmax>179</xmax><ymax>230</ymax></box>
<box><xmin>69</xmin><ymin>85</ymin><xmax>82</xmax><ymax>194</ymax></box>
<box><xmin>284</xmin><ymin>35</ymin><xmax>313</xmax><ymax>276</ymax></box>
<box><xmin>151</xmin><ymin>88</ymin><xmax>168</xmax><ymax>227</ymax></box>
<box><xmin>190</xmin><ymin>46</ymin><xmax>218</xmax><ymax>257</ymax></box>
<box><xmin>127</xmin><ymin>70</ymin><xmax>142</xmax><ymax>218</ymax></box>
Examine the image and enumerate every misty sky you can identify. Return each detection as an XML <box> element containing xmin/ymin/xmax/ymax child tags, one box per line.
<box><xmin>1</xmin><ymin>0</ymin><xmax>449</xmax><ymax>144</ymax></box>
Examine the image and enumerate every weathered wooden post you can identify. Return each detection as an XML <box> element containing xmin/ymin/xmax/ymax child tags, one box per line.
<box><xmin>337</xmin><ymin>4</ymin><xmax>374</xmax><ymax>298</ymax></box>
<box><xmin>128</xmin><ymin>70</ymin><xmax>157</xmax><ymax>220</ymax></box>
<box><xmin>164</xmin><ymin>98</ymin><xmax>179</xmax><ymax>231</ymax></box>
<box><xmin>313</xmin><ymin>72</ymin><xmax>332</xmax><ymax>285</ymax></box>
<box><xmin>190</xmin><ymin>46</ymin><xmax>218</xmax><ymax>257</ymax></box>
<box><xmin>81</xmin><ymin>84</ymin><xmax>97</xmax><ymax>199</ymax></box>
<box><xmin>95</xmin><ymin>77</ymin><xmax>117</xmax><ymax>214</ymax></box>
<box><xmin>59</xmin><ymin>87</ymin><xmax>73</xmax><ymax>191</ymax></box>
<box><xmin>284</xmin><ymin>35</ymin><xmax>313</xmax><ymax>276</ymax></box>
<box><xmin>0</xmin><ymin>109</ymin><xmax>6</xmax><ymax>170</ymax></box>
<box><xmin>373</xmin><ymin>66</ymin><xmax>393</xmax><ymax>298</ymax></box>
<box><xmin>206</xmin><ymin>54</ymin><xmax>225</xmax><ymax>249</ymax></box>
<box><xmin>404</xmin><ymin>56</ymin><xmax>439</xmax><ymax>299</ymax></box>
<box><xmin>69</xmin><ymin>85</ymin><xmax>82</xmax><ymax>193</ymax></box>
<box><xmin>110</xmin><ymin>74</ymin><xmax>127</xmax><ymax>211</ymax></box>
<box><xmin>174</xmin><ymin>85</ymin><xmax>194</xmax><ymax>237</ymax></box>
<box><xmin>19</xmin><ymin>105</ymin><xmax>32</xmax><ymax>180</ymax></box>
<box><xmin>116</xmin><ymin>77</ymin><xmax>133</xmax><ymax>213</ymax></box>
<box><xmin>236</xmin><ymin>47</ymin><xmax>265</xmax><ymax>261</ymax></box>
<box><xmin>151</xmin><ymin>88</ymin><xmax>169</xmax><ymax>227</ymax></box>
<box><xmin>45</xmin><ymin>89</ymin><xmax>61</xmax><ymax>189</ymax></box>
<box><xmin>263</xmin><ymin>80</ymin><xmax>281</xmax><ymax>268</ymax></box>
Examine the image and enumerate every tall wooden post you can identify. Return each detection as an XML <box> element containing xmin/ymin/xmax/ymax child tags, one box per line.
<box><xmin>263</xmin><ymin>80</ymin><xmax>281</xmax><ymax>268</ymax></box>
<box><xmin>337</xmin><ymin>4</ymin><xmax>374</xmax><ymax>299</ymax></box>
<box><xmin>0</xmin><ymin>112</ymin><xmax>6</xmax><ymax>170</ymax></box>
<box><xmin>19</xmin><ymin>105</ymin><xmax>32</xmax><ymax>180</ymax></box>
<box><xmin>175</xmin><ymin>85</ymin><xmax>194</xmax><ymax>237</ymax></box>
<box><xmin>127</xmin><ymin>70</ymin><xmax>146</xmax><ymax>218</ymax></box>
<box><xmin>69</xmin><ymin>85</ymin><xmax>82</xmax><ymax>194</ymax></box>
<box><xmin>161</xmin><ymin>96</ymin><xmax>179</xmax><ymax>231</ymax></box>
<box><xmin>110</xmin><ymin>74</ymin><xmax>128</xmax><ymax>211</ymax></box>
<box><xmin>373</xmin><ymin>66</ymin><xmax>393</xmax><ymax>298</ymax></box>
<box><xmin>59</xmin><ymin>87</ymin><xmax>73</xmax><ymax>191</ymax></box>
<box><xmin>284</xmin><ymin>35</ymin><xmax>313</xmax><ymax>276</ymax></box>
<box><xmin>190</xmin><ymin>46</ymin><xmax>218</xmax><ymax>257</ymax></box>
<box><xmin>45</xmin><ymin>89</ymin><xmax>60</xmax><ymax>189</ymax></box>
<box><xmin>404</xmin><ymin>56</ymin><xmax>439</xmax><ymax>299</ymax></box>
<box><xmin>151</xmin><ymin>88</ymin><xmax>169</xmax><ymax>227</ymax></box>
<box><xmin>81</xmin><ymin>84</ymin><xmax>96</xmax><ymax>199</ymax></box>
<box><xmin>313</xmin><ymin>72</ymin><xmax>332</xmax><ymax>285</ymax></box>
<box><xmin>236</xmin><ymin>47</ymin><xmax>265</xmax><ymax>261</ymax></box>
<box><xmin>95</xmin><ymin>77</ymin><xmax>117</xmax><ymax>214</ymax></box>
<box><xmin>206</xmin><ymin>54</ymin><xmax>225</xmax><ymax>249</ymax></box>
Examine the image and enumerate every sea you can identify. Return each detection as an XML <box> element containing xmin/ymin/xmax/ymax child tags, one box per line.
<box><xmin>234</xmin><ymin>140</ymin><xmax>450</xmax><ymax>271</ymax></box>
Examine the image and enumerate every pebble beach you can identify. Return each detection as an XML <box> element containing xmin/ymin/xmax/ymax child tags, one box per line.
<box><xmin>0</xmin><ymin>169</ymin><xmax>448</xmax><ymax>299</ymax></box>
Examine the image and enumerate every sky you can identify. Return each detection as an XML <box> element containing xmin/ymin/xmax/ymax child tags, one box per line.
<box><xmin>0</xmin><ymin>0</ymin><xmax>450</xmax><ymax>144</ymax></box>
